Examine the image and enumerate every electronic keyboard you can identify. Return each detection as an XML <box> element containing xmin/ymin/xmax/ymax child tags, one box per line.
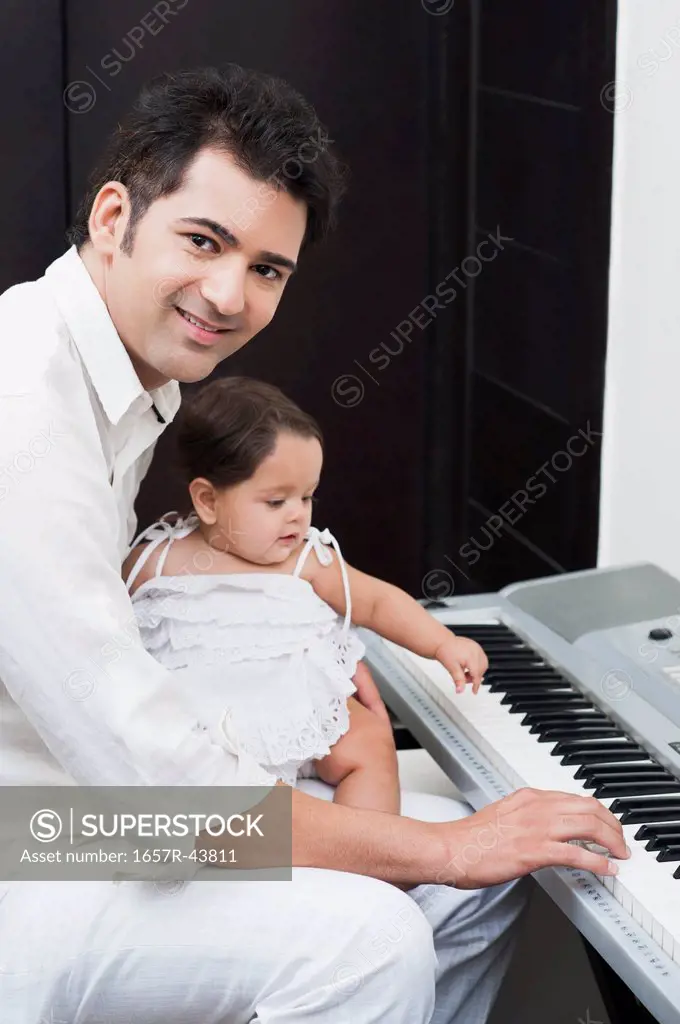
<box><xmin>361</xmin><ymin>562</ymin><xmax>680</xmax><ymax>1024</ymax></box>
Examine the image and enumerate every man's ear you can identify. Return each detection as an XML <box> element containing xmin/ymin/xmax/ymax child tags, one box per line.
<box><xmin>87</xmin><ymin>181</ymin><xmax>131</xmax><ymax>256</ymax></box>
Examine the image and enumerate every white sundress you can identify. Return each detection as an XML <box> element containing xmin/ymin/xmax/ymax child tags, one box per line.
<box><xmin>126</xmin><ymin>513</ymin><xmax>366</xmax><ymax>786</ymax></box>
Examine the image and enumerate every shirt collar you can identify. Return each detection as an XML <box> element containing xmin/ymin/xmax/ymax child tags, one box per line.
<box><xmin>43</xmin><ymin>246</ymin><xmax>181</xmax><ymax>427</ymax></box>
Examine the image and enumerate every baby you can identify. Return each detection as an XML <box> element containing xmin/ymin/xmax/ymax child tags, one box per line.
<box><xmin>123</xmin><ymin>377</ymin><xmax>488</xmax><ymax>815</ymax></box>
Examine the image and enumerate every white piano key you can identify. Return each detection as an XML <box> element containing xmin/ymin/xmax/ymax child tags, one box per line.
<box><xmin>385</xmin><ymin>640</ymin><xmax>680</xmax><ymax>965</ymax></box>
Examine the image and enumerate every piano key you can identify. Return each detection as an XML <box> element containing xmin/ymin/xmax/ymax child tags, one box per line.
<box><xmin>576</xmin><ymin>760</ymin><xmax>660</xmax><ymax>780</ymax></box>
<box><xmin>485</xmin><ymin>652</ymin><xmax>547</xmax><ymax>661</ymax></box>
<box><xmin>657</xmin><ymin>846</ymin><xmax>680</xmax><ymax>863</ymax></box>
<box><xmin>583</xmin><ymin>769</ymin><xmax>673</xmax><ymax>790</ymax></box>
<box><xmin>611</xmin><ymin>794</ymin><xmax>680</xmax><ymax>812</ymax></box>
<box><xmin>586</xmin><ymin>765</ymin><xmax>672</xmax><ymax>780</ymax></box>
<box><xmin>561</xmin><ymin>749</ymin><xmax>650</xmax><ymax>766</ymax></box>
<box><xmin>530</xmin><ymin>720</ymin><xmax>611</xmax><ymax>735</ymax></box>
<box><xmin>447</xmin><ymin>625</ymin><xmax>514</xmax><ymax>637</ymax></box>
<box><xmin>646</xmin><ymin>833</ymin><xmax>680</xmax><ymax>851</ymax></box>
<box><xmin>537</xmin><ymin>725</ymin><xmax>623</xmax><ymax>743</ymax></box>
<box><xmin>636</xmin><ymin>823</ymin><xmax>680</xmax><ymax>841</ymax></box>
<box><xmin>553</xmin><ymin>738</ymin><xmax>639</xmax><ymax>756</ymax></box>
<box><xmin>523</xmin><ymin>708</ymin><xmax>605</xmax><ymax>719</ymax></box>
<box><xmin>505</xmin><ymin>697</ymin><xmax>593</xmax><ymax>712</ymax></box>
<box><xmin>523</xmin><ymin>713</ymin><xmax>607</xmax><ymax>730</ymax></box>
<box><xmin>594</xmin><ymin>780</ymin><xmax>680</xmax><ymax>798</ymax></box>
<box><xmin>484</xmin><ymin>666</ymin><xmax>563</xmax><ymax>679</ymax></box>
<box><xmin>489</xmin><ymin>680</ymin><xmax>572</xmax><ymax>693</ymax></box>
<box><xmin>502</xmin><ymin>691</ymin><xmax>579</xmax><ymax>704</ymax></box>
<box><xmin>610</xmin><ymin>796</ymin><xmax>680</xmax><ymax>823</ymax></box>
<box><xmin>477</xmin><ymin>637</ymin><xmax>529</xmax><ymax>647</ymax></box>
<box><xmin>553</xmin><ymin>737</ymin><xmax>643</xmax><ymax>761</ymax></box>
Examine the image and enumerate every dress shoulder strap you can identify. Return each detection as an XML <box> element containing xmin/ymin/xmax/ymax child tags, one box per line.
<box><xmin>293</xmin><ymin>526</ymin><xmax>352</xmax><ymax>637</ymax></box>
<box><xmin>125</xmin><ymin>511</ymin><xmax>199</xmax><ymax>593</ymax></box>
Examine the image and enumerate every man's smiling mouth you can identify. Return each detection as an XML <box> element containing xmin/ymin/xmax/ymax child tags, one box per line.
<box><xmin>176</xmin><ymin>307</ymin><xmax>227</xmax><ymax>333</ymax></box>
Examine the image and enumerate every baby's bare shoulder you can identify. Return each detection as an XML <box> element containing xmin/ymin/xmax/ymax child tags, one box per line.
<box><xmin>122</xmin><ymin>542</ymin><xmax>157</xmax><ymax>595</ymax></box>
<box><xmin>122</xmin><ymin>533</ymin><xmax>200</xmax><ymax>595</ymax></box>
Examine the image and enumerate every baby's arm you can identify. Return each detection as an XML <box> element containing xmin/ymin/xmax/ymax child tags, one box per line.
<box><xmin>306</xmin><ymin>553</ymin><xmax>488</xmax><ymax>691</ymax></box>
<box><xmin>314</xmin><ymin>697</ymin><xmax>401</xmax><ymax>814</ymax></box>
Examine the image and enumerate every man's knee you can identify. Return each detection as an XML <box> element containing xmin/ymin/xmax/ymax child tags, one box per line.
<box><xmin>325</xmin><ymin>876</ymin><xmax>436</xmax><ymax>1010</ymax></box>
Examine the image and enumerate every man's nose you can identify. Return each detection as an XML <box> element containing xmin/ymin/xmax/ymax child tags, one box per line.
<box><xmin>200</xmin><ymin>266</ymin><xmax>247</xmax><ymax>317</ymax></box>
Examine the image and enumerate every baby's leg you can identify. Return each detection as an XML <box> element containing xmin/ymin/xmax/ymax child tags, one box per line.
<box><xmin>314</xmin><ymin>697</ymin><xmax>401</xmax><ymax>814</ymax></box>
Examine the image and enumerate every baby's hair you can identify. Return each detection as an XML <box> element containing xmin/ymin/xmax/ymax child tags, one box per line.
<box><xmin>175</xmin><ymin>376</ymin><xmax>323</xmax><ymax>489</ymax></box>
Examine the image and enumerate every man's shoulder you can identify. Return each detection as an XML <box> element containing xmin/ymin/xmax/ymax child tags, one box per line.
<box><xmin>0</xmin><ymin>276</ymin><xmax>71</xmax><ymax>397</ymax></box>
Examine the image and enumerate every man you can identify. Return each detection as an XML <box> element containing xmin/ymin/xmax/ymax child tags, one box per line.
<box><xmin>0</xmin><ymin>65</ymin><xmax>627</xmax><ymax>1023</ymax></box>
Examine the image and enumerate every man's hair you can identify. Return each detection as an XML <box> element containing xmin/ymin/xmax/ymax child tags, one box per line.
<box><xmin>175</xmin><ymin>375</ymin><xmax>323</xmax><ymax>490</ymax></box>
<box><xmin>67</xmin><ymin>64</ymin><xmax>347</xmax><ymax>253</ymax></box>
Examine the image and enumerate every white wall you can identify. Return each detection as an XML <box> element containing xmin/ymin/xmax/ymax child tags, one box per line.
<box><xmin>598</xmin><ymin>1</ymin><xmax>680</xmax><ymax>579</ymax></box>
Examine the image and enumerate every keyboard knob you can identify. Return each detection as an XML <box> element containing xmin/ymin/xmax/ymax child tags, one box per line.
<box><xmin>648</xmin><ymin>627</ymin><xmax>673</xmax><ymax>641</ymax></box>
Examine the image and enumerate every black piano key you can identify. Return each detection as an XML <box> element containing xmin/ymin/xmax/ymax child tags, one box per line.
<box><xmin>657</xmin><ymin>845</ymin><xmax>680</xmax><ymax>862</ymax></box>
<box><xmin>563</xmin><ymin>751</ymin><xmax>650</xmax><ymax>766</ymax></box>
<box><xmin>610</xmin><ymin>794</ymin><xmax>680</xmax><ymax>812</ymax></box>
<box><xmin>484</xmin><ymin>653</ymin><xmax>553</xmax><ymax>662</ymax></box>
<box><xmin>537</xmin><ymin>725</ymin><xmax>622</xmax><ymax>743</ymax></box>
<box><xmin>610</xmin><ymin>796</ymin><xmax>680</xmax><ymax>824</ymax></box>
<box><xmin>504</xmin><ymin>693</ymin><xmax>591</xmax><ymax>707</ymax></box>
<box><xmin>530</xmin><ymin>720</ymin><xmax>611</xmax><ymax>735</ymax></box>
<box><xmin>578</xmin><ymin>761</ymin><xmax>659</xmax><ymax>780</ymax></box>
<box><xmin>489</xmin><ymin>679</ymin><xmax>571</xmax><ymax>693</ymax></box>
<box><xmin>485</xmin><ymin>666</ymin><xmax>561</xmax><ymax>679</ymax></box>
<box><xmin>554</xmin><ymin>738</ymin><xmax>640</xmax><ymax>755</ymax></box>
<box><xmin>583</xmin><ymin>768</ymin><xmax>672</xmax><ymax>790</ymax></box>
<box><xmin>483</xmin><ymin>655</ymin><xmax>556</xmax><ymax>665</ymax></box>
<box><xmin>594</xmin><ymin>779</ymin><xmax>680</xmax><ymax>798</ymax></box>
<box><xmin>621</xmin><ymin>808</ymin><xmax>680</xmax><ymax>824</ymax></box>
<box><xmin>509</xmin><ymin>699</ymin><xmax>593</xmax><ymax>715</ymax></box>
<box><xmin>487</xmin><ymin>675</ymin><xmax>567</xmax><ymax>687</ymax></box>
<box><xmin>646</xmin><ymin>832</ymin><xmax>680</xmax><ymax>851</ymax></box>
<box><xmin>499</xmin><ymin>688</ymin><xmax>576</xmax><ymax>702</ymax></box>
<box><xmin>446</xmin><ymin>626</ymin><xmax>513</xmax><ymax>639</ymax></box>
<box><xmin>635</xmin><ymin>822</ymin><xmax>680</xmax><ymax>841</ymax></box>
<box><xmin>456</xmin><ymin>640</ymin><xmax>526</xmax><ymax>651</ymax></box>
<box><xmin>585</xmin><ymin>765</ymin><xmax>670</xmax><ymax>780</ymax></box>
<box><xmin>464</xmin><ymin>640</ymin><xmax>522</xmax><ymax>650</ymax></box>
<box><xmin>522</xmin><ymin>711</ymin><xmax>607</xmax><ymax>727</ymax></box>
<box><xmin>560</xmin><ymin>746</ymin><xmax>648</xmax><ymax>766</ymax></box>
<box><xmin>479</xmin><ymin>633</ymin><xmax>527</xmax><ymax>641</ymax></box>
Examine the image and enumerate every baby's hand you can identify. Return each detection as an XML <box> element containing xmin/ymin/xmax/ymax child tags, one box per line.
<box><xmin>434</xmin><ymin>636</ymin><xmax>488</xmax><ymax>694</ymax></box>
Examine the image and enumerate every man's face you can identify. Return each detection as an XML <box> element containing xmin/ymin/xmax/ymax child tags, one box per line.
<box><xmin>100</xmin><ymin>148</ymin><xmax>307</xmax><ymax>386</ymax></box>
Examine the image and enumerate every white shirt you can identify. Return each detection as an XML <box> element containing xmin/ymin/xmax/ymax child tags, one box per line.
<box><xmin>0</xmin><ymin>246</ymin><xmax>278</xmax><ymax>791</ymax></box>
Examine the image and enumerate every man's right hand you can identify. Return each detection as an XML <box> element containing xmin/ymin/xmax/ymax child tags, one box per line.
<box><xmin>434</xmin><ymin>787</ymin><xmax>630</xmax><ymax>889</ymax></box>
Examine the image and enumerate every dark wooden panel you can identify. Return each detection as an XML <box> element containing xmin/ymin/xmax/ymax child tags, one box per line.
<box><xmin>468</xmin><ymin>373</ymin><xmax>602</xmax><ymax>577</ymax></box>
<box><xmin>0</xmin><ymin>0</ymin><xmax>66</xmax><ymax>291</ymax></box>
<box><xmin>476</xmin><ymin>93</ymin><xmax>583</xmax><ymax>264</ymax></box>
<box><xmin>466</xmin><ymin>1</ymin><xmax>616</xmax><ymax>586</ymax></box>
<box><xmin>68</xmin><ymin>0</ymin><xmax>430</xmax><ymax>591</ymax></box>
<box><xmin>480</xmin><ymin>0</ymin><xmax>588</xmax><ymax>106</ymax></box>
<box><xmin>462</xmin><ymin>500</ymin><xmax>564</xmax><ymax>593</ymax></box>
<box><xmin>473</xmin><ymin>239</ymin><xmax>585</xmax><ymax>423</ymax></box>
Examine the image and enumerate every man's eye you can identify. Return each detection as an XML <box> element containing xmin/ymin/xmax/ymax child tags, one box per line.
<box><xmin>253</xmin><ymin>264</ymin><xmax>281</xmax><ymax>281</ymax></box>
<box><xmin>189</xmin><ymin>234</ymin><xmax>218</xmax><ymax>252</ymax></box>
